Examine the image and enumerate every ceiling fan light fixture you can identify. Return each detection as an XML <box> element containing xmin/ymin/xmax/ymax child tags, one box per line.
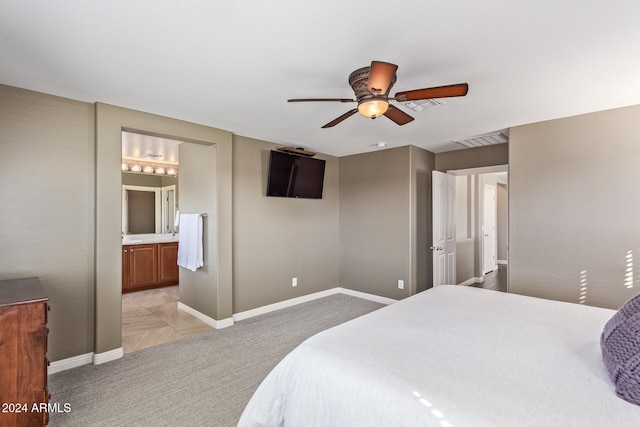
<box><xmin>357</xmin><ymin>99</ymin><xmax>389</xmax><ymax>119</ymax></box>
<box><xmin>288</xmin><ymin>60</ymin><xmax>468</xmax><ymax>127</ymax></box>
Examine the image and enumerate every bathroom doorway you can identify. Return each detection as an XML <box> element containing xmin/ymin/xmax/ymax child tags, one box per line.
<box><xmin>120</xmin><ymin>131</ymin><xmax>211</xmax><ymax>354</ymax></box>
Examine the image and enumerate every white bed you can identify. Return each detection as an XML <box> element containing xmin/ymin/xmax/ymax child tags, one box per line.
<box><xmin>239</xmin><ymin>285</ymin><xmax>640</xmax><ymax>426</ymax></box>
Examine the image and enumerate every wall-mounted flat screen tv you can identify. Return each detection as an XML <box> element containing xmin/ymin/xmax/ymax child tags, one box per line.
<box><xmin>267</xmin><ymin>150</ymin><xmax>326</xmax><ymax>199</ymax></box>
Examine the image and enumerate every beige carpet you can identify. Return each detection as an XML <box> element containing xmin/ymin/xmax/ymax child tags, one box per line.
<box><xmin>48</xmin><ymin>294</ymin><xmax>383</xmax><ymax>426</ymax></box>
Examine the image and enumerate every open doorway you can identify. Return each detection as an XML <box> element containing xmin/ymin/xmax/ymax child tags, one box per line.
<box><xmin>120</xmin><ymin>131</ymin><xmax>212</xmax><ymax>354</ymax></box>
<box><xmin>448</xmin><ymin>165</ymin><xmax>508</xmax><ymax>291</ymax></box>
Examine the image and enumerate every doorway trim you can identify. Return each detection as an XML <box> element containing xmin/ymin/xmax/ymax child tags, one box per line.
<box><xmin>94</xmin><ymin>102</ymin><xmax>233</xmax><ymax>363</ymax></box>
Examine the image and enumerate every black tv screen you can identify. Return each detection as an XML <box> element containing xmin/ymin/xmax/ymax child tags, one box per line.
<box><xmin>267</xmin><ymin>150</ymin><xmax>326</xmax><ymax>199</ymax></box>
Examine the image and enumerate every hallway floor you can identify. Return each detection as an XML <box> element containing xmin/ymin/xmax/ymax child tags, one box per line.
<box><xmin>471</xmin><ymin>264</ymin><xmax>508</xmax><ymax>292</ymax></box>
<box><xmin>121</xmin><ymin>286</ymin><xmax>213</xmax><ymax>354</ymax></box>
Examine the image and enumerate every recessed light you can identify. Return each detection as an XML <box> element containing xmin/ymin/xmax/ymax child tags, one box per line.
<box><xmin>376</xmin><ymin>142</ymin><xmax>387</xmax><ymax>148</ymax></box>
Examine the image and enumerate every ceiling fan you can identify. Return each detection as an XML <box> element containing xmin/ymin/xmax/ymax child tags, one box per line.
<box><xmin>288</xmin><ymin>61</ymin><xmax>469</xmax><ymax>128</ymax></box>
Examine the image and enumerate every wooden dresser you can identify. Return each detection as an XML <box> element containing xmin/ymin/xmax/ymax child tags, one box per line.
<box><xmin>0</xmin><ymin>277</ymin><xmax>50</xmax><ymax>426</ymax></box>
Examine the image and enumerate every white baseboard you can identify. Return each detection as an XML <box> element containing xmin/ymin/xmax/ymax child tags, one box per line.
<box><xmin>233</xmin><ymin>288</ymin><xmax>341</xmax><ymax>322</ymax></box>
<box><xmin>233</xmin><ymin>287</ymin><xmax>397</xmax><ymax>322</ymax></box>
<box><xmin>93</xmin><ymin>347</ymin><xmax>123</xmax><ymax>365</ymax></box>
<box><xmin>48</xmin><ymin>352</ymin><xmax>94</xmax><ymax>375</ymax></box>
<box><xmin>48</xmin><ymin>347</ymin><xmax>123</xmax><ymax>375</ymax></box>
<box><xmin>457</xmin><ymin>278</ymin><xmax>476</xmax><ymax>286</ymax></box>
<box><xmin>337</xmin><ymin>287</ymin><xmax>397</xmax><ymax>305</ymax></box>
<box><xmin>178</xmin><ymin>302</ymin><xmax>234</xmax><ymax>329</ymax></box>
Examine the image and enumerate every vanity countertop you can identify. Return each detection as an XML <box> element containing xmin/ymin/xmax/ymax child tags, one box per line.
<box><xmin>122</xmin><ymin>233</ymin><xmax>179</xmax><ymax>245</ymax></box>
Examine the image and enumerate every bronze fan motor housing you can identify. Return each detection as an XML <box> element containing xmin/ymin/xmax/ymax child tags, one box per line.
<box><xmin>348</xmin><ymin>65</ymin><xmax>397</xmax><ymax>108</ymax></box>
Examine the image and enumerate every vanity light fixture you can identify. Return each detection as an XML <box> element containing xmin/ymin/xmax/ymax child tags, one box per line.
<box><xmin>122</xmin><ymin>159</ymin><xmax>178</xmax><ymax>176</ymax></box>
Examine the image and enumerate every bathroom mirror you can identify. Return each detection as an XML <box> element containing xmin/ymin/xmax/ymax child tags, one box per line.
<box><xmin>121</xmin><ymin>177</ymin><xmax>178</xmax><ymax>234</ymax></box>
<box><xmin>121</xmin><ymin>131</ymin><xmax>180</xmax><ymax>235</ymax></box>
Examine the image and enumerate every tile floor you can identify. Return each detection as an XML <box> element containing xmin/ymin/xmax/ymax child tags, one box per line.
<box><xmin>121</xmin><ymin>285</ymin><xmax>213</xmax><ymax>354</ymax></box>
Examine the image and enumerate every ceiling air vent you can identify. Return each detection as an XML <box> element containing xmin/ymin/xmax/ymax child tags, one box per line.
<box><xmin>404</xmin><ymin>98</ymin><xmax>446</xmax><ymax>112</ymax></box>
<box><xmin>454</xmin><ymin>132</ymin><xmax>508</xmax><ymax>148</ymax></box>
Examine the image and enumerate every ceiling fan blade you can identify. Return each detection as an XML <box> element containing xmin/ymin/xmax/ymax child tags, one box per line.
<box><xmin>321</xmin><ymin>109</ymin><xmax>358</xmax><ymax>128</ymax></box>
<box><xmin>393</xmin><ymin>83</ymin><xmax>469</xmax><ymax>102</ymax></box>
<box><xmin>383</xmin><ymin>104</ymin><xmax>415</xmax><ymax>126</ymax></box>
<box><xmin>288</xmin><ymin>98</ymin><xmax>355</xmax><ymax>103</ymax></box>
<box><xmin>367</xmin><ymin>61</ymin><xmax>398</xmax><ymax>95</ymax></box>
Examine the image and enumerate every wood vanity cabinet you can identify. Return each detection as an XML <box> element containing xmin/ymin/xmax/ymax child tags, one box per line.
<box><xmin>158</xmin><ymin>243</ymin><xmax>179</xmax><ymax>285</ymax></box>
<box><xmin>122</xmin><ymin>242</ymin><xmax>178</xmax><ymax>292</ymax></box>
<box><xmin>0</xmin><ymin>277</ymin><xmax>50</xmax><ymax>426</ymax></box>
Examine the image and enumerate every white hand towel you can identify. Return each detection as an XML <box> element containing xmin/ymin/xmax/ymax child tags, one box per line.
<box><xmin>177</xmin><ymin>214</ymin><xmax>190</xmax><ymax>269</ymax></box>
<box><xmin>196</xmin><ymin>214</ymin><xmax>204</xmax><ymax>269</ymax></box>
<box><xmin>177</xmin><ymin>214</ymin><xmax>204</xmax><ymax>271</ymax></box>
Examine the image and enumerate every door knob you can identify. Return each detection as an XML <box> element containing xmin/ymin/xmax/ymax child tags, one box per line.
<box><xmin>429</xmin><ymin>246</ymin><xmax>443</xmax><ymax>251</ymax></box>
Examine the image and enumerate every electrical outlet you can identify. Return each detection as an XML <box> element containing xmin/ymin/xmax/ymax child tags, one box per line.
<box><xmin>398</xmin><ymin>279</ymin><xmax>404</xmax><ymax>290</ymax></box>
<box><xmin>292</xmin><ymin>277</ymin><xmax>298</xmax><ymax>287</ymax></box>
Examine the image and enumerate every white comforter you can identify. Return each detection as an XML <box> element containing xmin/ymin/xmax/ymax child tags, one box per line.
<box><xmin>238</xmin><ymin>286</ymin><xmax>640</xmax><ymax>426</ymax></box>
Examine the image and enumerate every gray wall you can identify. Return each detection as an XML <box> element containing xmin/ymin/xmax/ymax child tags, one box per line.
<box><xmin>509</xmin><ymin>105</ymin><xmax>640</xmax><ymax>309</ymax></box>
<box><xmin>410</xmin><ymin>146</ymin><xmax>435</xmax><ymax>293</ymax></box>
<box><xmin>0</xmin><ymin>84</ymin><xmax>95</xmax><ymax>361</ymax></box>
<box><xmin>178</xmin><ymin>142</ymin><xmax>219</xmax><ymax>318</ymax></box>
<box><xmin>340</xmin><ymin>146</ymin><xmax>423</xmax><ymax>298</ymax></box>
<box><xmin>232</xmin><ymin>136</ymin><xmax>340</xmax><ymax>312</ymax></box>
<box><xmin>436</xmin><ymin>144</ymin><xmax>508</xmax><ymax>172</ymax></box>
<box><xmin>456</xmin><ymin>240</ymin><xmax>475</xmax><ymax>283</ymax></box>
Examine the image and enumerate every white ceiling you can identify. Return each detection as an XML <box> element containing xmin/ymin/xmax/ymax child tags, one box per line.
<box><xmin>2</xmin><ymin>1</ymin><xmax>640</xmax><ymax>157</ymax></box>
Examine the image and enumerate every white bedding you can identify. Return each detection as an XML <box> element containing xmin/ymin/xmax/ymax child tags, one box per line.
<box><xmin>238</xmin><ymin>286</ymin><xmax>640</xmax><ymax>426</ymax></box>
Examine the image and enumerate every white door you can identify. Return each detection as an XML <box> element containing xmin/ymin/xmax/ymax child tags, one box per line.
<box><xmin>432</xmin><ymin>171</ymin><xmax>456</xmax><ymax>286</ymax></box>
<box><xmin>483</xmin><ymin>184</ymin><xmax>497</xmax><ymax>274</ymax></box>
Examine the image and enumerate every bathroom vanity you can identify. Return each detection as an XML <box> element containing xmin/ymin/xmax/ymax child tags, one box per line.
<box><xmin>122</xmin><ymin>234</ymin><xmax>179</xmax><ymax>292</ymax></box>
